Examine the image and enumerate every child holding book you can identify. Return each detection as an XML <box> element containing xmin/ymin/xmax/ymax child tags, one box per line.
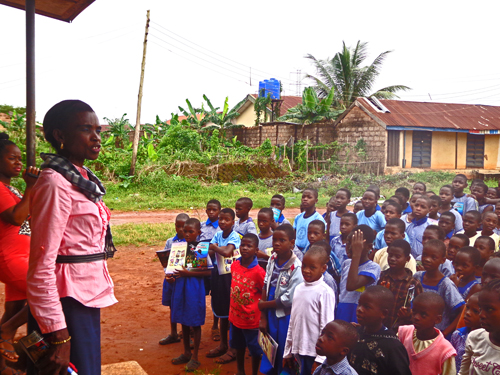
<box><xmin>450</xmin><ymin>293</ymin><xmax>481</xmax><ymax>372</ymax></box>
<box><xmin>170</xmin><ymin>218</ymin><xmax>211</xmax><ymax>371</ymax></box>
<box><xmin>207</xmin><ymin>208</ymin><xmax>241</xmax><ymax>363</ymax></box>
<box><xmin>452</xmin><ymin>174</ymin><xmax>478</xmax><ymax>216</ymax></box>
<box><xmin>229</xmin><ymin>233</ymin><xmax>266</xmax><ymax>375</ymax></box>
<box><xmin>356</xmin><ymin>189</ymin><xmax>386</xmax><ymax>233</ymax></box>
<box><xmin>326</xmin><ymin>188</ymin><xmax>351</xmax><ymax>242</ymax></box>
<box><xmin>159</xmin><ymin>213</ymin><xmax>189</xmax><ymax>346</ymax></box>
<box><xmin>439</xmin><ymin>184</ymin><xmax>464</xmax><ymax>232</ymax></box>
<box><xmin>330</xmin><ymin>213</ymin><xmax>357</xmax><ymax>267</ymax></box>
<box><xmin>337</xmin><ymin>225</ymin><xmax>381</xmax><ymax>323</ymax></box>
<box><xmin>234</xmin><ymin>197</ymin><xmax>257</xmax><ymax>236</ymax></box>
<box><xmin>406</xmin><ymin>195</ymin><xmax>431</xmax><ymax>258</ymax></box>
<box><xmin>294</xmin><ymin>188</ymin><xmax>326</xmax><ymax>252</ymax></box>
<box><xmin>413</xmin><ymin>240</ymin><xmax>465</xmax><ymax>338</ymax></box>
<box><xmin>398</xmin><ymin>292</ymin><xmax>457</xmax><ymax>375</ymax></box>
<box><xmin>283</xmin><ymin>246</ymin><xmax>336</xmax><ymax>375</ymax></box>
<box><xmin>349</xmin><ymin>286</ymin><xmax>412</xmax><ymax>375</ymax></box>
<box><xmin>378</xmin><ymin>239</ymin><xmax>423</xmax><ymax>329</ymax></box>
<box><xmin>270</xmin><ymin>194</ymin><xmax>290</xmax><ymax>229</ymax></box>
<box><xmin>458</xmin><ymin>279</ymin><xmax>500</xmax><ymax>375</ymax></box>
<box><xmin>259</xmin><ymin>224</ymin><xmax>303</xmax><ymax>375</ymax></box>
<box><xmin>314</xmin><ymin>320</ymin><xmax>359</xmax><ymax>375</ymax></box>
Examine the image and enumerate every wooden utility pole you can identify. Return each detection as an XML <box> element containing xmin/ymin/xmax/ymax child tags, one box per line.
<box><xmin>130</xmin><ymin>10</ymin><xmax>150</xmax><ymax>176</ymax></box>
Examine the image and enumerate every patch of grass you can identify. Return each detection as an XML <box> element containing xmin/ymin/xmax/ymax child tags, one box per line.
<box><xmin>112</xmin><ymin>222</ymin><xmax>175</xmax><ymax>247</ymax></box>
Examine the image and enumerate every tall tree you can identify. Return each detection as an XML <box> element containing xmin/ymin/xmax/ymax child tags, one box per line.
<box><xmin>305</xmin><ymin>41</ymin><xmax>410</xmax><ymax>108</ymax></box>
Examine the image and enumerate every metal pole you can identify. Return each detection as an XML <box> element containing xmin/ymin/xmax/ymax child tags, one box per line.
<box><xmin>130</xmin><ymin>9</ymin><xmax>150</xmax><ymax>176</ymax></box>
<box><xmin>26</xmin><ymin>0</ymin><xmax>36</xmax><ymax>167</ymax></box>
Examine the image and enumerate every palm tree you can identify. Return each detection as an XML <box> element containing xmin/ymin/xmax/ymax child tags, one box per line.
<box><xmin>305</xmin><ymin>41</ymin><xmax>410</xmax><ymax>108</ymax></box>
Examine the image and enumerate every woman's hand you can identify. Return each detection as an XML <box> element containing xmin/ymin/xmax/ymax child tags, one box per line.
<box><xmin>23</xmin><ymin>166</ymin><xmax>40</xmax><ymax>189</ymax></box>
<box><xmin>37</xmin><ymin>328</ymin><xmax>71</xmax><ymax>375</ymax></box>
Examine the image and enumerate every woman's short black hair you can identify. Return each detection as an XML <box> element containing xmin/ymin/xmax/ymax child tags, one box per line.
<box><xmin>0</xmin><ymin>132</ymin><xmax>16</xmax><ymax>157</ymax></box>
<box><xmin>43</xmin><ymin>100</ymin><xmax>95</xmax><ymax>151</ymax></box>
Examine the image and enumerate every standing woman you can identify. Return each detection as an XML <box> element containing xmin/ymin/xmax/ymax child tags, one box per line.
<box><xmin>0</xmin><ymin>133</ymin><xmax>39</xmax><ymax>367</ymax></box>
<box><xmin>27</xmin><ymin>100</ymin><xmax>117</xmax><ymax>375</ymax></box>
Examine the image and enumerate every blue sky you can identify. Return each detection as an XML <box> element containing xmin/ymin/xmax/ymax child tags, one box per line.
<box><xmin>1</xmin><ymin>0</ymin><xmax>499</xmax><ymax>125</ymax></box>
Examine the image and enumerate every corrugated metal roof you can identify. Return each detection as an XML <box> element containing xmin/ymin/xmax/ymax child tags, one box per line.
<box><xmin>0</xmin><ymin>0</ymin><xmax>94</xmax><ymax>22</ymax></box>
<box><xmin>357</xmin><ymin>97</ymin><xmax>500</xmax><ymax>131</ymax></box>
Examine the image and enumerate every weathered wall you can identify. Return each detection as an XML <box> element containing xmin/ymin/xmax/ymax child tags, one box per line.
<box><xmin>430</xmin><ymin>132</ymin><xmax>456</xmax><ymax>169</ymax></box>
<box><xmin>456</xmin><ymin>133</ymin><xmax>468</xmax><ymax>169</ymax></box>
<box><xmin>484</xmin><ymin>135</ymin><xmax>499</xmax><ymax>169</ymax></box>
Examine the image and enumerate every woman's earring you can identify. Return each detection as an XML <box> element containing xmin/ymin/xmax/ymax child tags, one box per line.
<box><xmin>60</xmin><ymin>143</ymin><xmax>64</xmax><ymax>150</ymax></box>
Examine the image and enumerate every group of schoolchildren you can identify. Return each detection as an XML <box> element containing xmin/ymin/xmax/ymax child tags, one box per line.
<box><xmin>159</xmin><ymin>173</ymin><xmax>500</xmax><ymax>375</ymax></box>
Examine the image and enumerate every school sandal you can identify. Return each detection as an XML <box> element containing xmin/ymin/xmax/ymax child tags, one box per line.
<box><xmin>0</xmin><ymin>337</ymin><xmax>19</xmax><ymax>363</ymax></box>
<box><xmin>159</xmin><ymin>334</ymin><xmax>181</xmax><ymax>345</ymax></box>
<box><xmin>205</xmin><ymin>346</ymin><xmax>226</xmax><ymax>358</ymax></box>
<box><xmin>211</xmin><ymin>328</ymin><xmax>221</xmax><ymax>341</ymax></box>
<box><xmin>171</xmin><ymin>353</ymin><xmax>191</xmax><ymax>365</ymax></box>
<box><xmin>185</xmin><ymin>359</ymin><xmax>200</xmax><ymax>372</ymax></box>
<box><xmin>214</xmin><ymin>351</ymin><xmax>236</xmax><ymax>364</ymax></box>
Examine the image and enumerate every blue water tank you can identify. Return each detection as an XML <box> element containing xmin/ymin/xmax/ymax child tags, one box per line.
<box><xmin>258</xmin><ymin>81</ymin><xmax>266</xmax><ymax>97</ymax></box>
<box><xmin>269</xmin><ymin>78</ymin><xmax>281</xmax><ymax>99</ymax></box>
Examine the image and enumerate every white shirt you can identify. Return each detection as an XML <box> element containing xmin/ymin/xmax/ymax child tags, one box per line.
<box><xmin>283</xmin><ymin>276</ymin><xmax>336</xmax><ymax>362</ymax></box>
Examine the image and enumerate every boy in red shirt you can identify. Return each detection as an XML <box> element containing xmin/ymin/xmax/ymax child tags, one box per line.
<box><xmin>229</xmin><ymin>233</ymin><xmax>266</xmax><ymax>375</ymax></box>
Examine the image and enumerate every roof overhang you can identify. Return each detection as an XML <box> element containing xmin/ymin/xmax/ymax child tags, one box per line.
<box><xmin>0</xmin><ymin>0</ymin><xmax>94</xmax><ymax>22</ymax></box>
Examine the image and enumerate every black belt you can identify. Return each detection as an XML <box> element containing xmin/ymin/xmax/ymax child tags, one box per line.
<box><xmin>56</xmin><ymin>252</ymin><xmax>107</xmax><ymax>264</ymax></box>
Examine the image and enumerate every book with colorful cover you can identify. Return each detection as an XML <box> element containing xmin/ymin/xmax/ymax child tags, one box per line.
<box><xmin>216</xmin><ymin>248</ymin><xmax>241</xmax><ymax>275</ymax></box>
<box><xmin>258</xmin><ymin>331</ymin><xmax>278</xmax><ymax>367</ymax></box>
<box><xmin>185</xmin><ymin>242</ymin><xmax>213</xmax><ymax>270</ymax></box>
<box><xmin>165</xmin><ymin>242</ymin><xmax>188</xmax><ymax>274</ymax></box>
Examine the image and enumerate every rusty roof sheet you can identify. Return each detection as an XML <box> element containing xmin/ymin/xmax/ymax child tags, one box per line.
<box><xmin>357</xmin><ymin>97</ymin><xmax>500</xmax><ymax>131</ymax></box>
<box><xmin>0</xmin><ymin>0</ymin><xmax>95</xmax><ymax>22</ymax></box>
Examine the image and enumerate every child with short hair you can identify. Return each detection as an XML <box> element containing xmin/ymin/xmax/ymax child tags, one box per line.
<box><xmin>349</xmin><ymin>286</ymin><xmax>412</xmax><ymax>375</ymax></box>
<box><xmin>406</xmin><ymin>195</ymin><xmax>431</xmax><ymax>258</ymax></box>
<box><xmin>378</xmin><ymin>239</ymin><xmax>423</xmax><ymax>329</ymax></box>
<box><xmin>283</xmin><ymin>247</ymin><xmax>336</xmax><ymax>375</ymax></box>
<box><xmin>413</xmin><ymin>182</ymin><xmax>426</xmax><ymax>195</ymax></box>
<box><xmin>458</xmin><ymin>279</ymin><xmax>500</xmax><ymax>375</ymax></box>
<box><xmin>312</xmin><ymin>240</ymin><xmax>340</xmax><ymax>292</ymax></box>
<box><xmin>480</xmin><ymin>211</ymin><xmax>500</xmax><ymax>250</ymax></box>
<box><xmin>229</xmin><ymin>233</ymin><xmax>266</xmax><ymax>375</ymax></box>
<box><xmin>159</xmin><ymin>213</ymin><xmax>189</xmax><ymax>346</ymax></box>
<box><xmin>270</xmin><ymin>194</ymin><xmax>291</xmax><ymax>229</ymax></box>
<box><xmin>356</xmin><ymin>189</ymin><xmax>386</xmax><ymax>233</ymax></box>
<box><xmin>438</xmin><ymin>211</ymin><xmax>456</xmax><ymax>244</ymax></box>
<box><xmin>451</xmin><ymin>247</ymin><xmax>481</xmax><ymax>300</ymax></box>
<box><xmin>487</xmin><ymin>187</ymin><xmax>499</xmax><ymax>200</ymax></box>
<box><xmin>353</xmin><ymin>201</ymin><xmax>363</xmax><ymax>214</ymax></box>
<box><xmin>234</xmin><ymin>197</ymin><xmax>257</xmax><ymax>236</ymax></box>
<box><xmin>472</xmin><ymin>183</ymin><xmax>494</xmax><ymax>214</ymax></box>
<box><xmin>337</xmin><ymin>225</ymin><xmax>381</xmax><ymax>323</ymax></box>
<box><xmin>401</xmin><ymin>193</ymin><xmax>422</xmax><ymax>227</ymax></box>
<box><xmin>374</xmin><ymin>201</ymin><xmax>410</xmax><ymax>251</ymax></box>
<box><xmin>413</xmin><ymin>240</ymin><xmax>465</xmax><ymax>337</ymax></box>
<box><xmin>256</xmin><ymin>207</ymin><xmax>275</xmax><ymax>267</ymax></box>
<box><xmin>374</xmin><ymin>218</ymin><xmax>416</xmax><ymax>273</ymax></box>
<box><xmin>450</xmin><ymin>293</ymin><xmax>481</xmax><ymax>373</ymax></box>
<box><xmin>293</xmin><ymin>188</ymin><xmax>326</xmax><ymax>252</ymax></box>
<box><xmin>439</xmin><ymin>184</ymin><xmax>465</xmax><ymax>232</ymax></box>
<box><xmin>452</xmin><ymin>174</ymin><xmax>478</xmax><ymax>216</ymax></box>
<box><xmin>395</xmin><ymin>187</ymin><xmax>412</xmax><ymax>214</ymax></box>
<box><xmin>447</xmin><ymin>233</ymin><xmax>470</xmax><ymax>264</ymax></box>
<box><xmin>170</xmin><ymin>218</ymin><xmax>211</xmax><ymax>371</ymax></box>
<box><xmin>428</xmin><ymin>194</ymin><xmax>441</xmax><ymax>224</ymax></box>
<box><xmin>259</xmin><ymin>224</ymin><xmax>303</xmax><ymax>375</ymax></box>
<box><xmin>330</xmin><ymin>213</ymin><xmax>357</xmax><ymax>267</ymax></box>
<box><xmin>207</xmin><ymin>208</ymin><xmax>241</xmax><ymax>363</ymax></box>
<box><xmin>462</xmin><ymin>210</ymin><xmax>482</xmax><ymax>243</ymax></box>
<box><xmin>474</xmin><ymin>236</ymin><xmax>496</xmax><ymax>271</ymax></box>
<box><xmin>482</xmin><ymin>258</ymin><xmax>500</xmax><ymax>285</ymax></box>
<box><xmin>199</xmin><ymin>199</ymin><xmax>222</xmax><ymax>242</ymax></box>
<box><xmin>398</xmin><ymin>292</ymin><xmax>457</xmax><ymax>375</ymax></box>
<box><xmin>326</xmin><ymin>188</ymin><xmax>351</xmax><ymax>242</ymax></box>
<box><xmin>313</xmin><ymin>320</ymin><xmax>359</xmax><ymax>375</ymax></box>
<box><xmin>419</xmin><ymin>225</ymin><xmax>455</xmax><ymax>277</ymax></box>
<box><xmin>494</xmin><ymin>201</ymin><xmax>500</xmax><ymax>236</ymax></box>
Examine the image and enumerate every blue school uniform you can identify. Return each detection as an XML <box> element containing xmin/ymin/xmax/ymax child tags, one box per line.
<box><xmin>199</xmin><ymin>218</ymin><xmax>221</xmax><ymax>242</ymax></box>
<box><xmin>374</xmin><ymin>229</ymin><xmax>410</xmax><ymax>250</ymax></box>
<box><xmin>413</xmin><ymin>271</ymin><xmax>465</xmax><ymax>332</ymax></box>
<box><xmin>356</xmin><ymin>210</ymin><xmax>386</xmax><ymax>233</ymax></box>
<box><xmin>457</xmin><ymin>278</ymin><xmax>479</xmax><ymax>300</ymax></box>
<box><xmin>328</xmin><ymin>210</ymin><xmax>352</xmax><ymax>242</ymax></box>
<box><xmin>161</xmin><ymin>235</ymin><xmax>186</xmax><ymax>307</ymax></box>
<box><xmin>293</xmin><ymin>211</ymin><xmax>326</xmax><ymax>251</ymax></box>
<box><xmin>330</xmin><ymin>235</ymin><xmax>348</xmax><ymax>266</ymax></box>
<box><xmin>452</xmin><ymin>194</ymin><xmax>478</xmax><ymax>216</ymax></box>
<box><xmin>337</xmin><ymin>259</ymin><xmax>381</xmax><ymax>323</ymax></box>
<box><xmin>402</xmin><ymin>203</ymin><xmax>412</xmax><ymax>214</ymax></box>
<box><xmin>406</xmin><ymin>217</ymin><xmax>431</xmax><ymax>258</ymax></box>
<box><xmin>276</xmin><ymin>213</ymin><xmax>291</xmax><ymax>226</ymax></box>
<box><xmin>478</xmin><ymin>203</ymin><xmax>493</xmax><ymax>214</ymax></box>
<box><xmin>171</xmin><ymin>243</ymin><xmax>206</xmax><ymax>327</ymax></box>
<box><xmin>234</xmin><ymin>218</ymin><xmax>258</xmax><ymax>236</ymax></box>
